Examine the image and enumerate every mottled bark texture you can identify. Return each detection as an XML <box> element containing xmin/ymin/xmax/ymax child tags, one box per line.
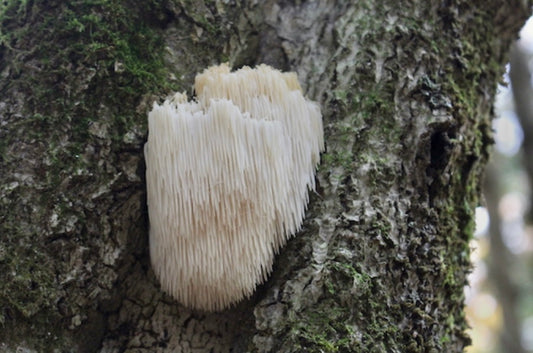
<box><xmin>0</xmin><ymin>0</ymin><xmax>530</xmax><ymax>352</ymax></box>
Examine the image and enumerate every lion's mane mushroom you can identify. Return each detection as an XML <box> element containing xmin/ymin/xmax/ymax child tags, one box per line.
<box><xmin>144</xmin><ymin>63</ymin><xmax>324</xmax><ymax>311</ymax></box>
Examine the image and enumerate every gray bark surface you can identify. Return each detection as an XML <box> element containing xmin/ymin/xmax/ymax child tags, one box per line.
<box><xmin>0</xmin><ymin>0</ymin><xmax>530</xmax><ymax>352</ymax></box>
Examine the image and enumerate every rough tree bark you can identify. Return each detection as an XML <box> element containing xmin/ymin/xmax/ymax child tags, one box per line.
<box><xmin>0</xmin><ymin>1</ymin><xmax>530</xmax><ymax>352</ymax></box>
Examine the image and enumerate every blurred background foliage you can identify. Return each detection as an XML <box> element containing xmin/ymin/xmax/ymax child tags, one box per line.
<box><xmin>466</xmin><ymin>18</ymin><xmax>533</xmax><ymax>353</ymax></box>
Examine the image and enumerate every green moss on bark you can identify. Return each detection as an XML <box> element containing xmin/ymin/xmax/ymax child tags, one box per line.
<box><xmin>257</xmin><ymin>1</ymin><xmax>529</xmax><ymax>352</ymax></box>
<box><xmin>0</xmin><ymin>0</ymin><xmax>181</xmax><ymax>348</ymax></box>
<box><xmin>1</xmin><ymin>0</ymin><xmax>248</xmax><ymax>349</ymax></box>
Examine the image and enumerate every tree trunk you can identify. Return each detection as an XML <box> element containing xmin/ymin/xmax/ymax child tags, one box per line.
<box><xmin>0</xmin><ymin>1</ymin><xmax>530</xmax><ymax>352</ymax></box>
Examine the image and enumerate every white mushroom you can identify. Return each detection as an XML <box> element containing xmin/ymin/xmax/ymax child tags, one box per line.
<box><xmin>144</xmin><ymin>63</ymin><xmax>324</xmax><ymax>311</ymax></box>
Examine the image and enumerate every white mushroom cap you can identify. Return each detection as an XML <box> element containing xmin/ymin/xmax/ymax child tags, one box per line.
<box><xmin>144</xmin><ymin>64</ymin><xmax>324</xmax><ymax>311</ymax></box>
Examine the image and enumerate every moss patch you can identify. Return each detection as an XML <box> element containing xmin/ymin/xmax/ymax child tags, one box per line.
<box><xmin>0</xmin><ymin>0</ymin><xmax>183</xmax><ymax>347</ymax></box>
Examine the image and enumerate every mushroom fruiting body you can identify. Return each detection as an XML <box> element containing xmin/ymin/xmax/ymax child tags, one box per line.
<box><xmin>144</xmin><ymin>64</ymin><xmax>324</xmax><ymax>311</ymax></box>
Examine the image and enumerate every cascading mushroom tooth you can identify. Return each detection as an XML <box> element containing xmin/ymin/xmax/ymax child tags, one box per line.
<box><xmin>144</xmin><ymin>63</ymin><xmax>324</xmax><ymax>311</ymax></box>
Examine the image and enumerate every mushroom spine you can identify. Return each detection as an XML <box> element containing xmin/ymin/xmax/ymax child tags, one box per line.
<box><xmin>144</xmin><ymin>63</ymin><xmax>324</xmax><ymax>311</ymax></box>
